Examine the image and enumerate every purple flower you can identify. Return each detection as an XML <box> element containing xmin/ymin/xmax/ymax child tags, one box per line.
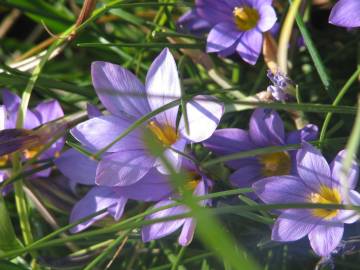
<box><xmin>72</xmin><ymin>48</ymin><xmax>223</xmax><ymax>187</ymax></box>
<box><xmin>142</xmin><ymin>159</ymin><xmax>212</xmax><ymax>246</ymax></box>
<box><xmin>177</xmin><ymin>9</ymin><xmax>211</xmax><ymax>35</ymax></box>
<box><xmin>0</xmin><ymin>90</ymin><xmax>64</xmax><ymax>182</ymax></box>
<box><xmin>193</xmin><ymin>0</ymin><xmax>277</xmax><ymax>65</ymax></box>
<box><xmin>204</xmin><ymin>108</ymin><xmax>318</xmax><ymax>189</ymax></box>
<box><xmin>55</xmin><ymin>149</ymin><xmax>173</xmax><ymax>233</ymax></box>
<box><xmin>329</xmin><ymin>0</ymin><xmax>360</xmax><ymax>28</ymax></box>
<box><xmin>253</xmin><ymin>143</ymin><xmax>360</xmax><ymax>257</ymax></box>
<box><xmin>266</xmin><ymin>70</ymin><xmax>295</xmax><ymax>101</ymax></box>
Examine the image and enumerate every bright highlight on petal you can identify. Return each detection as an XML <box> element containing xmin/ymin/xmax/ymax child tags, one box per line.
<box><xmin>233</xmin><ymin>6</ymin><xmax>259</xmax><ymax>31</ymax></box>
<box><xmin>309</xmin><ymin>185</ymin><xmax>341</xmax><ymax>220</ymax></box>
<box><xmin>147</xmin><ymin>121</ymin><xmax>178</xmax><ymax>147</ymax></box>
<box><xmin>258</xmin><ymin>151</ymin><xmax>291</xmax><ymax>177</ymax></box>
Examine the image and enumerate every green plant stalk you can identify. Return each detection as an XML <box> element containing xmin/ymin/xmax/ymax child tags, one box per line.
<box><xmin>319</xmin><ymin>66</ymin><xmax>360</xmax><ymax>144</ymax></box>
<box><xmin>170</xmin><ymin>246</ymin><xmax>186</xmax><ymax>270</ymax></box>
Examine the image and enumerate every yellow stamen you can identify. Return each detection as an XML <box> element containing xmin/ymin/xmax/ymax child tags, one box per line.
<box><xmin>23</xmin><ymin>145</ymin><xmax>43</xmax><ymax>159</ymax></box>
<box><xmin>309</xmin><ymin>185</ymin><xmax>341</xmax><ymax>220</ymax></box>
<box><xmin>0</xmin><ymin>155</ymin><xmax>8</xmax><ymax>167</ymax></box>
<box><xmin>258</xmin><ymin>152</ymin><xmax>291</xmax><ymax>177</ymax></box>
<box><xmin>183</xmin><ymin>171</ymin><xmax>201</xmax><ymax>193</ymax></box>
<box><xmin>233</xmin><ymin>6</ymin><xmax>259</xmax><ymax>31</ymax></box>
<box><xmin>148</xmin><ymin>121</ymin><xmax>178</xmax><ymax>147</ymax></box>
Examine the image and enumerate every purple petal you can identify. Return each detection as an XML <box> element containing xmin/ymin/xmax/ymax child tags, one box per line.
<box><xmin>203</xmin><ymin>128</ymin><xmax>255</xmax><ymax>156</ymax></box>
<box><xmin>230</xmin><ymin>160</ymin><xmax>262</xmax><ymax>187</ymax></box>
<box><xmin>142</xmin><ymin>200</ymin><xmax>187</xmax><ymax>242</ymax></box>
<box><xmin>107</xmin><ymin>197</ymin><xmax>128</xmax><ymax>220</ymax></box>
<box><xmin>253</xmin><ymin>175</ymin><xmax>310</xmax><ymax>204</ymax></box>
<box><xmin>296</xmin><ymin>142</ymin><xmax>332</xmax><ymax>190</ymax></box>
<box><xmin>177</xmin><ymin>9</ymin><xmax>211</xmax><ymax>35</ymax></box>
<box><xmin>286</xmin><ymin>124</ymin><xmax>319</xmax><ymax>144</ymax></box>
<box><xmin>206</xmin><ymin>23</ymin><xmax>241</xmax><ymax>54</ymax></box>
<box><xmin>55</xmin><ymin>149</ymin><xmax>97</xmax><ymax>186</ymax></box>
<box><xmin>257</xmin><ymin>4</ymin><xmax>277</xmax><ymax>32</ymax></box>
<box><xmin>69</xmin><ymin>186</ymin><xmax>124</xmax><ymax>233</ymax></box>
<box><xmin>96</xmin><ymin>149</ymin><xmax>156</xmax><ymax>186</ymax></box>
<box><xmin>156</xmin><ymin>138</ymin><xmax>186</xmax><ymax>174</ymax></box>
<box><xmin>119</xmin><ymin>168</ymin><xmax>173</xmax><ymax>201</ymax></box>
<box><xmin>91</xmin><ymin>61</ymin><xmax>151</xmax><ymax>118</ymax></box>
<box><xmin>33</xmin><ymin>100</ymin><xmax>64</xmax><ymax>124</ymax></box>
<box><xmin>145</xmin><ymin>48</ymin><xmax>181</xmax><ymax>127</ymax></box>
<box><xmin>0</xmin><ymin>106</ymin><xmax>5</xmax><ymax>130</ymax></box>
<box><xmin>272</xmin><ymin>209</ymin><xmax>318</xmax><ymax>242</ymax></box>
<box><xmin>249</xmin><ymin>108</ymin><xmax>285</xmax><ymax>147</ymax></box>
<box><xmin>329</xmin><ymin>0</ymin><xmax>360</xmax><ymax>28</ymax></box>
<box><xmin>330</xmin><ymin>150</ymin><xmax>358</xmax><ymax>190</ymax></box>
<box><xmin>2</xmin><ymin>89</ymin><xmax>20</xmax><ymax>114</ymax></box>
<box><xmin>179</xmin><ymin>95</ymin><xmax>224</xmax><ymax>143</ymax></box>
<box><xmin>308</xmin><ymin>224</ymin><xmax>344</xmax><ymax>257</ymax></box>
<box><xmin>236</xmin><ymin>29</ymin><xmax>263</xmax><ymax>65</ymax></box>
<box><xmin>178</xmin><ymin>218</ymin><xmax>196</xmax><ymax>246</ymax></box>
<box><xmin>71</xmin><ymin>115</ymin><xmax>143</xmax><ymax>152</ymax></box>
<box><xmin>196</xmin><ymin>0</ymin><xmax>233</xmax><ymax>25</ymax></box>
<box><xmin>86</xmin><ymin>103</ymin><xmax>102</xmax><ymax>118</ymax></box>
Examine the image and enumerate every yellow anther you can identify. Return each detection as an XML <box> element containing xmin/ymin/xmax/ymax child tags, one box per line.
<box><xmin>148</xmin><ymin>121</ymin><xmax>178</xmax><ymax>147</ymax></box>
<box><xmin>233</xmin><ymin>6</ymin><xmax>259</xmax><ymax>31</ymax></box>
<box><xmin>309</xmin><ymin>185</ymin><xmax>341</xmax><ymax>220</ymax></box>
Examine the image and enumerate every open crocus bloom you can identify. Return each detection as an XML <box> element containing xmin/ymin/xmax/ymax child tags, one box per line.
<box><xmin>193</xmin><ymin>0</ymin><xmax>277</xmax><ymax>64</ymax></box>
<box><xmin>253</xmin><ymin>143</ymin><xmax>360</xmax><ymax>257</ymax></box>
<box><xmin>71</xmin><ymin>48</ymin><xmax>223</xmax><ymax>187</ymax></box>
<box><xmin>204</xmin><ymin>108</ymin><xmax>318</xmax><ymax>189</ymax></box>
<box><xmin>0</xmin><ymin>90</ymin><xmax>64</xmax><ymax>181</ymax></box>
<box><xmin>329</xmin><ymin>0</ymin><xmax>360</xmax><ymax>28</ymax></box>
<box><xmin>142</xmin><ymin>159</ymin><xmax>212</xmax><ymax>246</ymax></box>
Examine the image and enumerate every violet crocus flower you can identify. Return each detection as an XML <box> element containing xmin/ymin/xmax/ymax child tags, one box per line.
<box><xmin>204</xmin><ymin>108</ymin><xmax>318</xmax><ymax>189</ymax></box>
<box><xmin>0</xmin><ymin>90</ymin><xmax>64</xmax><ymax>182</ymax></box>
<box><xmin>55</xmin><ymin>149</ymin><xmax>173</xmax><ymax>233</ymax></box>
<box><xmin>72</xmin><ymin>48</ymin><xmax>223</xmax><ymax>187</ymax></box>
<box><xmin>253</xmin><ymin>143</ymin><xmax>360</xmax><ymax>257</ymax></box>
<box><xmin>142</xmin><ymin>159</ymin><xmax>212</xmax><ymax>246</ymax></box>
<box><xmin>329</xmin><ymin>0</ymin><xmax>360</xmax><ymax>28</ymax></box>
<box><xmin>192</xmin><ymin>0</ymin><xmax>277</xmax><ymax>65</ymax></box>
<box><xmin>266</xmin><ymin>70</ymin><xmax>296</xmax><ymax>101</ymax></box>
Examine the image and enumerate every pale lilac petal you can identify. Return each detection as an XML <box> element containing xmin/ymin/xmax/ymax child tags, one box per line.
<box><xmin>203</xmin><ymin>128</ymin><xmax>256</xmax><ymax>156</ymax></box>
<box><xmin>196</xmin><ymin>0</ymin><xmax>233</xmax><ymax>25</ymax></box>
<box><xmin>257</xmin><ymin>5</ymin><xmax>277</xmax><ymax>32</ymax></box>
<box><xmin>91</xmin><ymin>61</ymin><xmax>150</xmax><ymax>118</ymax></box>
<box><xmin>33</xmin><ymin>100</ymin><xmax>64</xmax><ymax>124</ymax></box>
<box><xmin>2</xmin><ymin>89</ymin><xmax>20</xmax><ymax>113</ymax></box>
<box><xmin>107</xmin><ymin>197</ymin><xmax>128</xmax><ymax>220</ymax></box>
<box><xmin>330</xmin><ymin>150</ymin><xmax>358</xmax><ymax>190</ymax></box>
<box><xmin>142</xmin><ymin>200</ymin><xmax>187</xmax><ymax>242</ymax></box>
<box><xmin>329</xmin><ymin>0</ymin><xmax>360</xmax><ymax>28</ymax></box>
<box><xmin>296</xmin><ymin>142</ymin><xmax>332</xmax><ymax>190</ymax></box>
<box><xmin>71</xmin><ymin>115</ymin><xmax>143</xmax><ymax>152</ymax></box>
<box><xmin>69</xmin><ymin>186</ymin><xmax>123</xmax><ymax>233</ymax></box>
<box><xmin>55</xmin><ymin>149</ymin><xmax>97</xmax><ymax>186</ymax></box>
<box><xmin>249</xmin><ymin>108</ymin><xmax>285</xmax><ymax>147</ymax></box>
<box><xmin>253</xmin><ymin>175</ymin><xmax>310</xmax><ymax>204</ymax></box>
<box><xmin>156</xmin><ymin>138</ymin><xmax>186</xmax><ymax>174</ymax></box>
<box><xmin>0</xmin><ymin>106</ymin><xmax>5</xmax><ymax>130</ymax></box>
<box><xmin>337</xmin><ymin>190</ymin><xmax>360</xmax><ymax>224</ymax></box>
<box><xmin>308</xmin><ymin>224</ymin><xmax>344</xmax><ymax>257</ymax></box>
<box><xmin>236</xmin><ymin>29</ymin><xmax>263</xmax><ymax>65</ymax></box>
<box><xmin>23</xmin><ymin>110</ymin><xmax>41</xmax><ymax>130</ymax></box>
<box><xmin>272</xmin><ymin>209</ymin><xmax>318</xmax><ymax>242</ymax></box>
<box><xmin>87</xmin><ymin>103</ymin><xmax>102</xmax><ymax>118</ymax></box>
<box><xmin>96</xmin><ymin>149</ymin><xmax>156</xmax><ymax>186</ymax></box>
<box><xmin>207</xmin><ymin>23</ymin><xmax>241</xmax><ymax>53</ymax></box>
<box><xmin>179</xmin><ymin>95</ymin><xmax>224</xmax><ymax>143</ymax></box>
<box><xmin>178</xmin><ymin>218</ymin><xmax>196</xmax><ymax>246</ymax></box>
<box><xmin>286</xmin><ymin>124</ymin><xmax>319</xmax><ymax>144</ymax></box>
<box><xmin>119</xmin><ymin>168</ymin><xmax>172</xmax><ymax>201</ymax></box>
<box><xmin>146</xmin><ymin>48</ymin><xmax>181</xmax><ymax>127</ymax></box>
<box><xmin>230</xmin><ymin>160</ymin><xmax>262</xmax><ymax>187</ymax></box>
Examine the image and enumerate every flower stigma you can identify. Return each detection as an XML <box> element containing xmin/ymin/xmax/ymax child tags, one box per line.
<box><xmin>233</xmin><ymin>6</ymin><xmax>259</xmax><ymax>31</ymax></box>
<box><xmin>258</xmin><ymin>152</ymin><xmax>291</xmax><ymax>177</ymax></box>
<box><xmin>309</xmin><ymin>185</ymin><xmax>341</xmax><ymax>220</ymax></box>
<box><xmin>148</xmin><ymin>121</ymin><xmax>178</xmax><ymax>147</ymax></box>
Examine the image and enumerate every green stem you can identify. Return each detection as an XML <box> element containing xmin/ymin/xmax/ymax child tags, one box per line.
<box><xmin>319</xmin><ymin>66</ymin><xmax>360</xmax><ymax>145</ymax></box>
<box><xmin>170</xmin><ymin>246</ymin><xmax>186</xmax><ymax>270</ymax></box>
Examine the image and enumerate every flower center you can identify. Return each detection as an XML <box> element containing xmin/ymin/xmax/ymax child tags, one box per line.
<box><xmin>23</xmin><ymin>145</ymin><xmax>44</xmax><ymax>159</ymax></box>
<box><xmin>147</xmin><ymin>121</ymin><xmax>178</xmax><ymax>147</ymax></box>
<box><xmin>233</xmin><ymin>6</ymin><xmax>259</xmax><ymax>31</ymax></box>
<box><xmin>309</xmin><ymin>185</ymin><xmax>341</xmax><ymax>220</ymax></box>
<box><xmin>0</xmin><ymin>155</ymin><xmax>8</xmax><ymax>167</ymax></box>
<box><xmin>258</xmin><ymin>152</ymin><xmax>291</xmax><ymax>177</ymax></box>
